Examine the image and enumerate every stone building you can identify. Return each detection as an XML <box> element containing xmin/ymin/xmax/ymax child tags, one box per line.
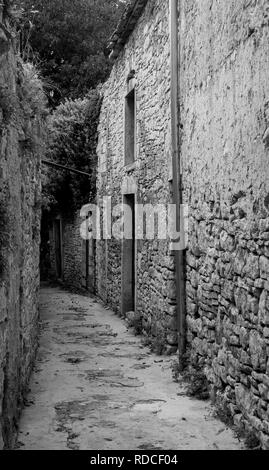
<box><xmin>96</xmin><ymin>0</ymin><xmax>269</xmax><ymax>448</ymax></box>
<box><xmin>96</xmin><ymin>0</ymin><xmax>180</xmax><ymax>354</ymax></box>
<box><xmin>0</xmin><ymin>4</ymin><xmax>46</xmax><ymax>448</ymax></box>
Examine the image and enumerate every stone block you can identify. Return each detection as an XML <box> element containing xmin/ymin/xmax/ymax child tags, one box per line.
<box><xmin>233</xmin><ymin>248</ymin><xmax>247</xmax><ymax>275</ymax></box>
<box><xmin>249</xmin><ymin>330</ymin><xmax>267</xmax><ymax>371</ymax></box>
<box><xmin>239</xmin><ymin>327</ymin><xmax>249</xmax><ymax>348</ymax></box>
<box><xmin>258</xmin><ymin>290</ymin><xmax>269</xmax><ymax>326</ymax></box>
<box><xmin>167</xmin><ymin>316</ymin><xmax>177</xmax><ymax>332</ymax></box>
<box><xmin>166</xmin><ymin>280</ymin><xmax>176</xmax><ymax>300</ymax></box>
<box><xmin>258</xmin><ymin>383</ymin><xmax>269</xmax><ymax>401</ymax></box>
<box><xmin>260</xmin><ymin>433</ymin><xmax>269</xmax><ymax>450</ymax></box>
<box><xmin>235</xmin><ymin>384</ymin><xmax>258</xmax><ymax>415</ymax></box>
<box><xmin>243</xmin><ymin>254</ymin><xmax>260</xmax><ymax>279</ymax></box>
<box><xmin>264</xmin><ymin>328</ymin><xmax>269</xmax><ymax>338</ymax></box>
<box><xmin>260</xmin><ymin>256</ymin><xmax>269</xmax><ymax>279</ymax></box>
<box><xmin>262</xmin><ymin>421</ymin><xmax>269</xmax><ymax>435</ymax></box>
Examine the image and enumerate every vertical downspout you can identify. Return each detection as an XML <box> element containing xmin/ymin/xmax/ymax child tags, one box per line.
<box><xmin>170</xmin><ymin>0</ymin><xmax>186</xmax><ymax>369</ymax></box>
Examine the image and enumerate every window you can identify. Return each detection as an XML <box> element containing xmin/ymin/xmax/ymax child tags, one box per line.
<box><xmin>99</xmin><ymin>110</ymin><xmax>109</xmax><ymax>173</ymax></box>
<box><xmin>125</xmin><ymin>87</ymin><xmax>135</xmax><ymax>166</ymax></box>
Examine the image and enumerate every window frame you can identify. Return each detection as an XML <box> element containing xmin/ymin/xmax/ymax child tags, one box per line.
<box><xmin>124</xmin><ymin>79</ymin><xmax>136</xmax><ymax>168</ymax></box>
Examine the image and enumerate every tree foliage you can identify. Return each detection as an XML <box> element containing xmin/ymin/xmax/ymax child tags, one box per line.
<box><xmin>17</xmin><ymin>0</ymin><xmax>125</xmax><ymax>106</ymax></box>
<box><xmin>4</xmin><ymin>0</ymin><xmax>124</xmax><ymax>208</ymax></box>
<box><xmin>42</xmin><ymin>89</ymin><xmax>102</xmax><ymax>211</ymax></box>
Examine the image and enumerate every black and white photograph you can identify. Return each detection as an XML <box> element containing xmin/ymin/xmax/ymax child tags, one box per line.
<box><xmin>0</xmin><ymin>0</ymin><xmax>269</xmax><ymax>457</ymax></box>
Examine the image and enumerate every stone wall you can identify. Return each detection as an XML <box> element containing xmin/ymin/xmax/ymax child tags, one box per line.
<box><xmin>48</xmin><ymin>211</ymin><xmax>95</xmax><ymax>293</ymax></box>
<box><xmin>61</xmin><ymin>212</ymin><xmax>84</xmax><ymax>289</ymax></box>
<box><xmin>96</xmin><ymin>0</ymin><xmax>177</xmax><ymax>352</ymax></box>
<box><xmin>0</xmin><ymin>6</ymin><xmax>45</xmax><ymax>448</ymax></box>
<box><xmin>180</xmin><ymin>0</ymin><xmax>269</xmax><ymax>448</ymax></box>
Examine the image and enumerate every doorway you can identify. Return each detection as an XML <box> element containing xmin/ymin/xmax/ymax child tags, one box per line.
<box><xmin>122</xmin><ymin>194</ymin><xmax>135</xmax><ymax>316</ymax></box>
<box><xmin>81</xmin><ymin>238</ymin><xmax>95</xmax><ymax>293</ymax></box>
<box><xmin>54</xmin><ymin>219</ymin><xmax>63</xmax><ymax>279</ymax></box>
<box><xmin>81</xmin><ymin>239</ymin><xmax>89</xmax><ymax>289</ymax></box>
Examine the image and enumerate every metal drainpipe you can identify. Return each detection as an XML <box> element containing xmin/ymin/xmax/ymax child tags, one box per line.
<box><xmin>170</xmin><ymin>0</ymin><xmax>186</xmax><ymax>369</ymax></box>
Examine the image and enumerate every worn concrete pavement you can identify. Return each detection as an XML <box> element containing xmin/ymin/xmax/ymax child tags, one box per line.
<box><xmin>17</xmin><ymin>286</ymin><xmax>243</xmax><ymax>450</ymax></box>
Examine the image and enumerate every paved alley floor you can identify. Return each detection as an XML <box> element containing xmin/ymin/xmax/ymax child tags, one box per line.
<box><xmin>17</xmin><ymin>286</ymin><xmax>243</xmax><ymax>450</ymax></box>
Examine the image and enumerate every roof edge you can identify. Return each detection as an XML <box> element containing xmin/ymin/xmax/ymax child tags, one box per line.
<box><xmin>105</xmin><ymin>0</ymin><xmax>149</xmax><ymax>60</ymax></box>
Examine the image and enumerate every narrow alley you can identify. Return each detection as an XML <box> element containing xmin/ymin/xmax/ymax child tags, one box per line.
<box><xmin>17</xmin><ymin>286</ymin><xmax>242</xmax><ymax>451</ymax></box>
<box><xmin>1</xmin><ymin>0</ymin><xmax>269</xmax><ymax>454</ymax></box>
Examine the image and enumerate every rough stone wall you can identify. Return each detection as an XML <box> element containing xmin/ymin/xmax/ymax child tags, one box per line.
<box><xmin>96</xmin><ymin>0</ymin><xmax>177</xmax><ymax>351</ymax></box>
<box><xmin>48</xmin><ymin>211</ymin><xmax>95</xmax><ymax>293</ymax></box>
<box><xmin>180</xmin><ymin>0</ymin><xmax>269</xmax><ymax>448</ymax></box>
<box><xmin>62</xmin><ymin>212</ymin><xmax>83</xmax><ymax>289</ymax></box>
<box><xmin>0</xmin><ymin>8</ymin><xmax>45</xmax><ymax>448</ymax></box>
<box><xmin>48</xmin><ymin>213</ymin><xmax>81</xmax><ymax>287</ymax></box>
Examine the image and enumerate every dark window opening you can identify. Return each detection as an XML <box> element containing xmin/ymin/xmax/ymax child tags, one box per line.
<box><xmin>125</xmin><ymin>88</ymin><xmax>135</xmax><ymax>165</ymax></box>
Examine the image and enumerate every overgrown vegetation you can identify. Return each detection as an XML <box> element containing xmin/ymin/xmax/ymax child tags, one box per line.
<box><xmin>150</xmin><ymin>331</ymin><xmax>167</xmax><ymax>355</ymax></box>
<box><xmin>212</xmin><ymin>397</ymin><xmax>234</xmax><ymax>428</ymax></box>
<box><xmin>16</xmin><ymin>60</ymin><xmax>48</xmax><ymax>150</ymax></box>
<box><xmin>183</xmin><ymin>368</ymin><xmax>210</xmax><ymax>400</ymax></box>
<box><xmin>17</xmin><ymin>60</ymin><xmax>47</xmax><ymax>119</ymax></box>
<box><xmin>16</xmin><ymin>0</ymin><xmax>125</xmax><ymax>106</ymax></box>
<box><xmin>1</xmin><ymin>3</ymin><xmax>47</xmax><ymax>281</ymax></box>
<box><xmin>242</xmin><ymin>430</ymin><xmax>261</xmax><ymax>450</ymax></box>
<box><xmin>42</xmin><ymin>89</ymin><xmax>102</xmax><ymax>211</ymax></box>
<box><xmin>126</xmin><ymin>311</ymin><xmax>143</xmax><ymax>336</ymax></box>
<box><xmin>213</xmin><ymin>399</ymin><xmax>261</xmax><ymax>450</ymax></box>
<box><xmin>172</xmin><ymin>357</ymin><xmax>210</xmax><ymax>401</ymax></box>
<box><xmin>0</xmin><ymin>59</ymin><xmax>47</xmax><ymax>133</ymax></box>
<box><xmin>3</xmin><ymin>0</ymin><xmax>125</xmax><ymax>212</ymax></box>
